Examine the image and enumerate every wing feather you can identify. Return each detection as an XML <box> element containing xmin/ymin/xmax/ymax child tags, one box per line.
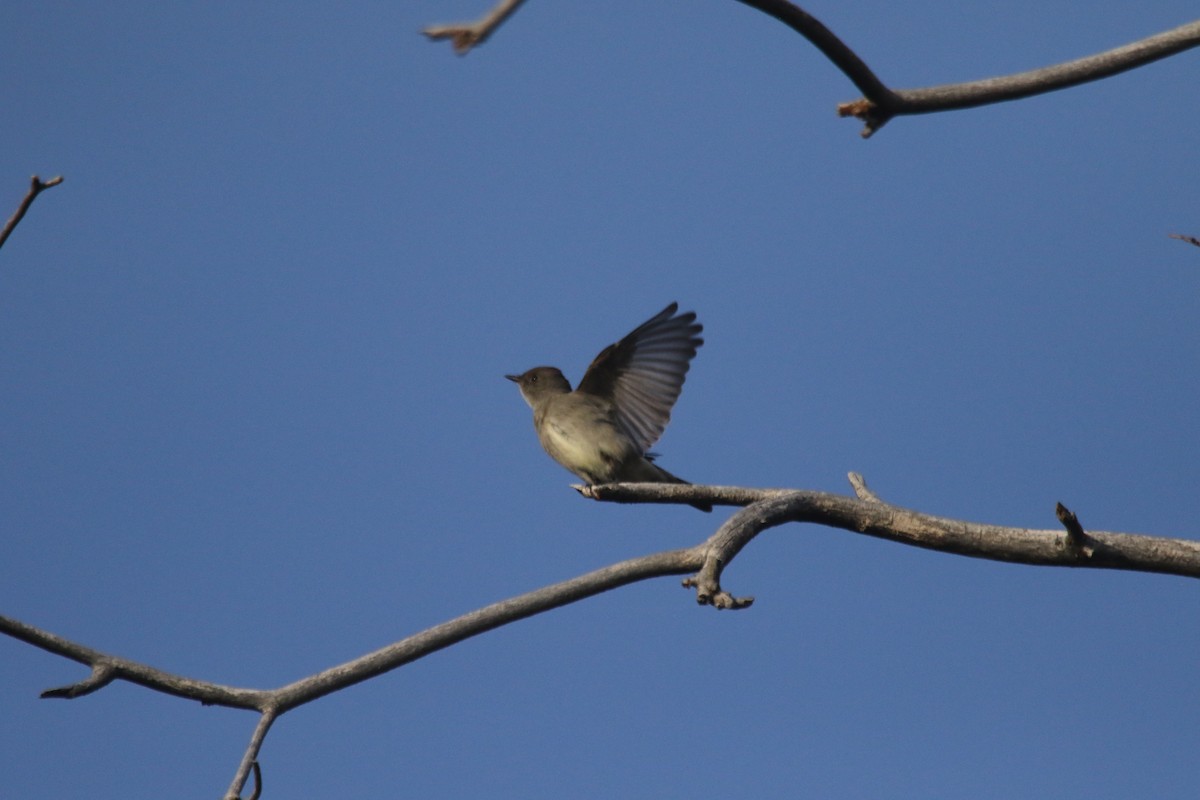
<box><xmin>576</xmin><ymin>303</ymin><xmax>703</xmax><ymax>452</ymax></box>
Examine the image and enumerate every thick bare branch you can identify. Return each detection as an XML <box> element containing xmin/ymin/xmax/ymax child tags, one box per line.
<box><xmin>583</xmin><ymin>480</ymin><xmax>1200</xmax><ymax>579</ymax></box>
<box><xmin>0</xmin><ymin>175</ymin><xmax>64</xmax><ymax>251</ymax></box>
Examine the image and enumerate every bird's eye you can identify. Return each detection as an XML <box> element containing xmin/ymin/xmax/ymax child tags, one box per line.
<box><xmin>530</xmin><ymin>375</ymin><xmax>538</xmax><ymax>383</ymax></box>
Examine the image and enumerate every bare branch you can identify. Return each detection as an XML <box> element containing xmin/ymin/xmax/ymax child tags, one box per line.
<box><xmin>424</xmin><ymin>0</ymin><xmax>527</xmax><ymax>55</ymax></box>
<box><xmin>225</xmin><ymin>717</ymin><xmax>274</xmax><ymax>800</ymax></box>
<box><xmin>41</xmin><ymin>662</ymin><xmax>117</xmax><ymax>699</ymax></box>
<box><xmin>682</xmin><ymin>496</ymin><xmax>802</xmax><ymax>609</ymax></box>
<box><xmin>2</xmin><ymin>545</ymin><xmax>689</xmax><ymax>711</ymax></box>
<box><xmin>732</xmin><ymin>0</ymin><xmax>896</xmax><ymax>105</ymax></box>
<box><xmin>264</xmin><ymin>546</ymin><xmax>700</xmax><ymax>710</ymax></box>
<box><xmin>3</xmin><ymin>547</ymin><xmax>706</xmax><ymax>796</ymax></box>
<box><xmin>1170</xmin><ymin>233</ymin><xmax>1200</xmax><ymax>248</ymax></box>
<box><xmin>0</xmin><ymin>175</ymin><xmax>64</xmax><ymax>251</ymax></box>
<box><xmin>425</xmin><ymin>2</ymin><xmax>1200</xmax><ymax>138</ymax></box>
<box><xmin>0</xmin><ymin>614</ymin><xmax>267</xmax><ymax>710</ymax></box>
<box><xmin>584</xmin><ymin>481</ymin><xmax>1200</xmax><ymax>579</ymax></box>
<box><xmin>839</xmin><ymin>19</ymin><xmax>1200</xmax><ymax>137</ymax></box>
<box><xmin>735</xmin><ymin>3</ymin><xmax>1200</xmax><ymax>136</ymax></box>
<box><xmin>5</xmin><ymin>477</ymin><xmax>1197</xmax><ymax>793</ymax></box>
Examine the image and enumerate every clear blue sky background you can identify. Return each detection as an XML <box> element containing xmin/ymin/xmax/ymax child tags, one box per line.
<box><xmin>3</xmin><ymin>2</ymin><xmax>1198</xmax><ymax>797</ymax></box>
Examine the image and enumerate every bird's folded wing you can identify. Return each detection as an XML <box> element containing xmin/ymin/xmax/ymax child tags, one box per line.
<box><xmin>577</xmin><ymin>302</ymin><xmax>703</xmax><ymax>452</ymax></box>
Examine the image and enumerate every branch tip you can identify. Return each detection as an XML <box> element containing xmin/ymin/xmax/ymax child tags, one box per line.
<box><xmin>1</xmin><ymin>173</ymin><xmax>65</xmax><ymax>250</ymax></box>
<box><xmin>41</xmin><ymin>663</ymin><xmax>117</xmax><ymax>699</ymax></box>
<box><xmin>424</xmin><ymin>0</ymin><xmax>527</xmax><ymax>55</ymax></box>
<box><xmin>423</xmin><ymin>26</ymin><xmax>483</xmax><ymax>56</ymax></box>
<box><xmin>247</xmin><ymin>762</ymin><xmax>262</xmax><ymax>800</ymax></box>
<box><xmin>1055</xmin><ymin>502</ymin><xmax>1094</xmax><ymax>556</ymax></box>
<box><xmin>1169</xmin><ymin>233</ymin><xmax>1200</xmax><ymax>248</ymax></box>
<box><xmin>713</xmin><ymin>591</ymin><xmax>755</xmax><ymax>610</ymax></box>
<box><xmin>572</xmin><ymin>483</ymin><xmax>600</xmax><ymax>501</ymax></box>
<box><xmin>836</xmin><ymin>99</ymin><xmax>870</xmax><ymax>118</ymax></box>
<box><xmin>848</xmin><ymin>472</ymin><xmax>881</xmax><ymax>503</ymax></box>
<box><xmin>683</xmin><ymin>567</ymin><xmax>754</xmax><ymax>610</ymax></box>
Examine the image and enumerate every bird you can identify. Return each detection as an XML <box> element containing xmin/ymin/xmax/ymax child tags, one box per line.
<box><xmin>506</xmin><ymin>302</ymin><xmax>711</xmax><ymax>512</ymax></box>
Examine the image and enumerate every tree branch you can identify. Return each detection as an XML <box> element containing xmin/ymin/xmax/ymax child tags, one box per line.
<box><xmin>424</xmin><ymin>0</ymin><xmax>527</xmax><ymax>55</ymax></box>
<box><xmin>837</xmin><ymin>18</ymin><xmax>1200</xmax><ymax>137</ymax></box>
<box><xmin>0</xmin><ymin>175</ymin><xmax>63</xmax><ymax>251</ymax></box>
<box><xmin>425</xmin><ymin>1</ymin><xmax>1200</xmax><ymax>138</ymax></box>
<box><xmin>0</xmin><ymin>614</ymin><xmax>267</xmax><ymax>710</ymax></box>
<box><xmin>5</xmin><ymin>475</ymin><xmax>1197</xmax><ymax>794</ymax></box>
<box><xmin>225</xmin><ymin>717</ymin><xmax>273</xmax><ymax>800</ymax></box>
<box><xmin>580</xmin><ymin>478</ymin><xmax>1200</xmax><ymax>579</ymax></box>
<box><xmin>732</xmin><ymin>0</ymin><xmax>897</xmax><ymax>105</ymax></box>
<box><xmin>2</xmin><ymin>546</ymin><xmax>703</xmax><ymax>797</ymax></box>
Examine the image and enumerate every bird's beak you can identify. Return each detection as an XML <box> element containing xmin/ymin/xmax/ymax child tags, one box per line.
<box><xmin>504</xmin><ymin>374</ymin><xmax>520</xmax><ymax>383</ymax></box>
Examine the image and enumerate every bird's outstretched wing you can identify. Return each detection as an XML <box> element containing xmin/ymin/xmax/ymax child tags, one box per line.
<box><xmin>577</xmin><ymin>302</ymin><xmax>703</xmax><ymax>452</ymax></box>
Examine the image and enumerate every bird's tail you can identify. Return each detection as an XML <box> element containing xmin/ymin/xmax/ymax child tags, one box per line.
<box><xmin>641</xmin><ymin>460</ymin><xmax>712</xmax><ymax>513</ymax></box>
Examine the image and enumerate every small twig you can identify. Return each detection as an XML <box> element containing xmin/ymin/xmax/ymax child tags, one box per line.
<box><xmin>0</xmin><ymin>175</ymin><xmax>64</xmax><ymax>251</ymax></box>
<box><xmin>424</xmin><ymin>0</ymin><xmax>527</xmax><ymax>55</ymax></box>
<box><xmin>0</xmin><ymin>614</ymin><xmax>266</xmax><ymax>709</ymax></box>
<box><xmin>1055</xmin><ymin>501</ymin><xmax>1095</xmax><ymax>558</ymax></box>
<box><xmin>225</xmin><ymin>714</ymin><xmax>276</xmax><ymax>800</ymax></box>
<box><xmin>247</xmin><ymin>762</ymin><xmax>262</xmax><ymax>800</ymax></box>
<box><xmin>41</xmin><ymin>662</ymin><xmax>117</xmax><ymax>699</ymax></box>
<box><xmin>1169</xmin><ymin>233</ymin><xmax>1200</xmax><ymax>248</ymax></box>
<box><xmin>847</xmin><ymin>472</ymin><xmax>881</xmax><ymax>503</ymax></box>
<box><xmin>1055</xmin><ymin>502</ymin><xmax>1086</xmax><ymax>545</ymax></box>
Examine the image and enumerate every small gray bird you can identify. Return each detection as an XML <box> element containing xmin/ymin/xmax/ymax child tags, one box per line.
<box><xmin>506</xmin><ymin>302</ymin><xmax>710</xmax><ymax>512</ymax></box>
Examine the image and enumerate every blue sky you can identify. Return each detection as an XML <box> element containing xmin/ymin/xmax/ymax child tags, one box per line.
<box><xmin>3</xmin><ymin>2</ymin><xmax>1198</xmax><ymax>797</ymax></box>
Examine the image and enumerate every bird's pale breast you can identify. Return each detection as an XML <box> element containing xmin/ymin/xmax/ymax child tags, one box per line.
<box><xmin>534</xmin><ymin>394</ymin><xmax>635</xmax><ymax>484</ymax></box>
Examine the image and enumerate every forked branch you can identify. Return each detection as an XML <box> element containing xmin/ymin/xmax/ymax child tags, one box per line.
<box><xmin>0</xmin><ymin>175</ymin><xmax>64</xmax><ymax>251</ymax></box>
<box><xmin>4</xmin><ymin>474</ymin><xmax>1197</xmax><ymax>796</ymax></box>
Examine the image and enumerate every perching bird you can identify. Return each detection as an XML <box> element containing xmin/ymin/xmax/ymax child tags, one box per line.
<box><xmin>506</xmin><ymin>302</ymin><xmax>710</xmax><ymax>512</ymax></box>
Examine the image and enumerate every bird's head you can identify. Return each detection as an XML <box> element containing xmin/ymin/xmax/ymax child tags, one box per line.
<box><xmin>505</xmin><ymin>367</ymin><xmax>572</xmax><ymax>408</ymax></box>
